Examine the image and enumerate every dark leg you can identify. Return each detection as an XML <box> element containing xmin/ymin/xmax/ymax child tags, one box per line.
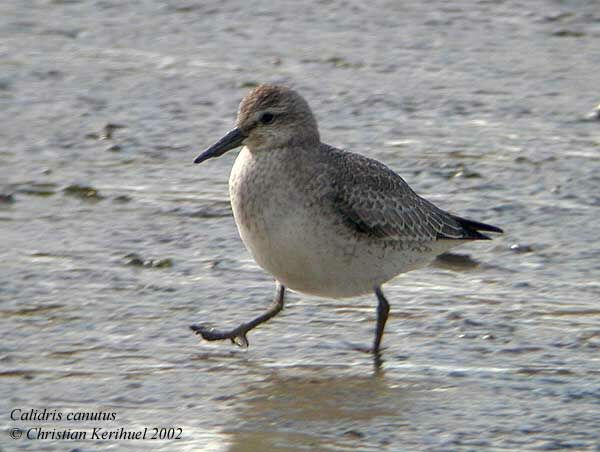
<box><xmin>373</xmin><ymin>286</ymin><xmax>390</xmax><ymax>357</ymax></box>
<box><xmin>190</xmin><ymin>282</ymin><xmax>285</xmax><ymax>348</ymax></box>
<box><xmin>343</xmin><ymin>286</ymin><xmax>391</xmax><ymax>367</ymax></box>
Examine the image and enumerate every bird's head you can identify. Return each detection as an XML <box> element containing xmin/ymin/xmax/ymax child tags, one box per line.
<box><xmin>194</xmin><ymin>84</ymin><xmax>319</xmax><ymax>164</ymax></box>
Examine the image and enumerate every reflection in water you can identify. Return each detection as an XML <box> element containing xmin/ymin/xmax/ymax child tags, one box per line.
<box><xmin>226</xmin><ymin>370</ymin><xmax>412</xmax><ymax>451</ymax></box>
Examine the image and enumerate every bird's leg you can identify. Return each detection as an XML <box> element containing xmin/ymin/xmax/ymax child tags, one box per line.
<box><xmin>373</xmin><ymin>286</ymin><xmax>390</xmax><ymax>358</ymax></box>
<box><xmin>190</xmin><ymin>282</ymin><xmax>285</xmax><ymax>348</ymax></box>
<box><xmin>343</xmin><ymin>286</ymin><xmax>391</xmax><ymax>365</ymax></box>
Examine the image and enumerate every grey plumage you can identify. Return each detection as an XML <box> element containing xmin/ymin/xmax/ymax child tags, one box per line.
<box><xmin>308</xmin><ymin>143</ymin><xmax>502</xmax><ymax>243</ymax></box>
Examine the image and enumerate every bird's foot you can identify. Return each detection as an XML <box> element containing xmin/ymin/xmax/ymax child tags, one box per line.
<box><xmin>342</xmin><ymin>341</ymin><xmax>387</xmax><ymax>369</ymax></box>
<box><xmin>343</xmin><ymin>341</ymin><xmax>386</xmax><ymax>355</ymax></box>
<box><xmin>190</xmin><ymin>324</ymin><xmax>250</xmax><ymax>348</ymax></box>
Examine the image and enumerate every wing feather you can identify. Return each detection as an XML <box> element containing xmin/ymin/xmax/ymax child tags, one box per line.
<box><xmin>321</xmin><ymin>145</ymin><xmax>501</xmax><ymax>241</ymax></box>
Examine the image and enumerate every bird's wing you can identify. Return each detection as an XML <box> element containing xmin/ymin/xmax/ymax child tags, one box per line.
<box><xmin>322</xmin><ymin>146</ymin><xmax>499</xmax><ymax>241</ymax></box>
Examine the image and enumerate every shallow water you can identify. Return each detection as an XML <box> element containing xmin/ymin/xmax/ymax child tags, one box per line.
<box><xmin>1</xmin><ymin>0</ymin><xmax>599</xmax><ymax>450</ymax></box>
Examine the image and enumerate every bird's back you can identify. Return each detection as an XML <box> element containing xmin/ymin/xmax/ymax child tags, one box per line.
<box><xmin>314</xmin><ymin>143</ymin><xmax>502</xmax><ymax>244</ymax></box>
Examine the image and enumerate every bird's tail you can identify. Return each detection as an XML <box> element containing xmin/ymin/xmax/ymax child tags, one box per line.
<box><xmin>451</xmin><ymin>215</ymin><xmax>504</xmax><ymax>240</ymax></box>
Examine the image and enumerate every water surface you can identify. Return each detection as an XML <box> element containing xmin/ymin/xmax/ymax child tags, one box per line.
<box><xmin>1</xmin><ymin>0</ymin><xmax>599</xmax><ymax>450</ymax></box>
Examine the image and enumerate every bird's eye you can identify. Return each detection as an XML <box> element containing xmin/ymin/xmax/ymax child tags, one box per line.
<box><xmin>260</xmin><ymin>113</ymin><xmax>275</xmax><ymax>124</ymax></box>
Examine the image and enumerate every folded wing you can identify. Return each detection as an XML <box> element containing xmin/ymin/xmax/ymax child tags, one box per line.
<box><xmin>323</xmin><ymin>146</ymin><xmax>503</xmax><ymax>242</ymax></box>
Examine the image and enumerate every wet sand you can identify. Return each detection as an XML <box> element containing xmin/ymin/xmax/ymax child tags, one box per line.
<box><xmin>1</xmin><ymin>0</ymin><xmax>599</xmax><ymax>450</ymax></box>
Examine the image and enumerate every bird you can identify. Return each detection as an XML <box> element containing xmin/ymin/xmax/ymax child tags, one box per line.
<box><xmin>190</xmin><ymin>84</ymin><xmax>502</xmax><ymax>364</ymax></box>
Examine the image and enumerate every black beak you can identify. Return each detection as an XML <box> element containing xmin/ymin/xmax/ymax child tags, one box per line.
<box><xmin>194</xmin><ymin>128</ymin><xmax>246</xmax><ymax>164</ymax></box>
